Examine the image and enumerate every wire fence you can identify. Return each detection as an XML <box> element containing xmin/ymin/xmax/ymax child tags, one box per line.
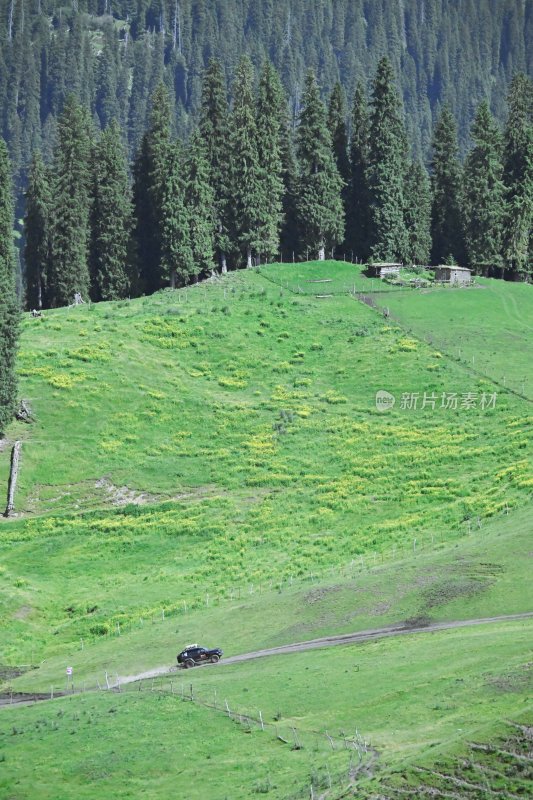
<box><xmin>42</xmin><ymin>522</ymin><xmax>480</xmax><ymax>651</ymax></box>
<box><xmin>256</xmin><ymin>264</ymin><xmax>416</xmax><ymax>297</ymax></box>
<box><xmin>1</xmin><ymin>677</ymin><xmax>377</xmax><ymax>799</ymax></box>
<box><xmin>3</xmin><ymin>509</ymin><xmax>500</xmax><ymax>668</ymax></box>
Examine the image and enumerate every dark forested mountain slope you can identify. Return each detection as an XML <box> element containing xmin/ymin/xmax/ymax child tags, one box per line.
<box><xmin>1</xmin><ymin>0</ymin><xmax>532</xmax><ymax>183</ymax></box>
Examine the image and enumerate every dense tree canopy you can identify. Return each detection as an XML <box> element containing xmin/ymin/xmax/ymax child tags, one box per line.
<box><xmin>49</xmin><ymin>95</ymin><xmax>92</xmax><ymax>306</ymax></box>
<box><xmin>295</xmin><ymin>71</ymin><xmax>344</xmax><ymax>260</ymax></box>
<box><xmin>24</xmin><ymin>152</ymin><xmax>51</xmax><ymax>309</ymax></box>
<box><xmin>0</xmin><ymin>139</ymin><xmax>18</xmax><ymax>434</ymax></box>
<box><xmin>1</xmin><ymin>0</ymin><xmax>531</xmax><ymax>188</ymax></box>
<box><xmin>18</xmin><ymin>59</ymin><xmax>533</xmax><ymax>310</ymax></box>
<box><xmin>463</xmin><ymin>103</ymin><xmax>505</xmax><ymax>274</ymax></box>
<box><xmin>502</xmin><ymin>74</ymin><xmax>533</xmax><ymax>277</ymax></box>
<box><xmin>89</xmin><ymin>120</ymin><xmax>133</xmax><ymax>301</ymax></box>
<box><xmin>430</xmin><ymin>106</ymin><xmax>465</xmax><ymax>266</ymax></box>
<box><xmin>367</xmin><ymin>58</ymin><xmax>408</xmax><ymax>263</ymax></box>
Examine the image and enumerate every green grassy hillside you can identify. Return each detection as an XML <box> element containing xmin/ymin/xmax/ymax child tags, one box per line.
<box><xmin>382</xmin><ymin>278</ymin><xmax>533</xmax><ymax>399</ymax></box>
<box><xmin>1</xmin><ymin>262</ymin><xmax>532</xmax><ymax>799</ymax></box>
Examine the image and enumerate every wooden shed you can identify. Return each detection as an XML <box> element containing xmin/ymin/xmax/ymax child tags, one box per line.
<box><xmin>367</xmin><ymin>262</ymin><xmax>402</xmax><ymax>279</ymax></box>
<box><xmin>434</xmin><ymin>265</ymin><xmax>472</xmax><ymax>285</ymax></box>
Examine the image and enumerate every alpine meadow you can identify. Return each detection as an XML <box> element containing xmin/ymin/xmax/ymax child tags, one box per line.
<box><xmin>0</xmin><ymin>2</ymin><xmax>532</xmax><ymax>799</ymax></box>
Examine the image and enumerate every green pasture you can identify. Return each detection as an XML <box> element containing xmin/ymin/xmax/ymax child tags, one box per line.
<box><xmin>383</xmin><ymin>277</ymin><xmax>533</xmax><ymax>399</ymax></box>
<box><xmin>4</xmin><ymin>503</ymin><xmax>532</xmax><ymax>691</ymax></box>
<box><xmin>1</xmin><ymin>262</ymin><xmax>532</xmax><ymax>798</ymax></box>
<box><xmin>1</xmin><ymin>617</ymin><xmax>531</xmax><ymax>800</ymax></box>
<box><xmin>159</xmin><ymin>617</ymin><xmax>533</xmax><ymax>773</ymax></box>
<box><xmin>0</xmin><ymin>261</ymin><xmax>532</xmax><ymax>663</ymax></box>
<box><xmin>1</xmin><ymin>264</ymin><xmax>530</xmax><ymax>529</ymax></box>
<box><xmin>0</xmin><ymin>691</ymin><xmax>350</xmax><ymax>800</ymax></box>
<box><xmin>258</xmin><ymin>259</ymin><xmax>406</xmax><ymax>294</ymax></box>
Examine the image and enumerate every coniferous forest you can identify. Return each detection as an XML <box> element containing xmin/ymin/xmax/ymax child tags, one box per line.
<box><xmin>0</xmin><ymin>0</ymin><xmax>532</xmax><ymax>426</ymax></box>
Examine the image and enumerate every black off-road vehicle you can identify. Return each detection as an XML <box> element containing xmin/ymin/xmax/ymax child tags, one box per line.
<box><xmin>177</xmin><ymin>644</ymin><xmax>223</xmax><ymax>668</ymax></box>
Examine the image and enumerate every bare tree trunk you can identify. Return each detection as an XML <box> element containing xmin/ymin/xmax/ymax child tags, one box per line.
<box><xmin>318</xmin><ymin>245</ymin><xmax>325</xmax><ymax>261</ymax></box>
<box><xmin>8</xmin><ymin>0</ymin><xmax>14</xmax><ymax>39</ymax></box>
<box><xmin>220</xmin><ymin>252</ymin><xmax>227</xmax><ymax>274</ymax></box>
<box><xmin>172</xmin><ymin>0</ymin><xmax>177</xmax><ymax>49</ymax></box>
<box><xmin>4</xmin><ymin>441</ymin><xmax>21</xmax><ymax>518</ymax></box>
<box><xmin>170</xmin><ymin>269</ymin><xmax>177</xmax><ymax>289</ymax></box>
<box><xmin>246</xmin><ymin>248</ymin><xmax>253</xmax><ymax>268</ymax></box>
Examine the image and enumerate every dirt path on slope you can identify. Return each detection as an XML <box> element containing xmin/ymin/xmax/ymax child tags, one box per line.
<box><xmin>2</xmin><ymin>612</ymin><xmax>531</xmax><ymax>707</ymax></box>
<box><xmin>118</xmin><ymin>611</ymin><xmax>533</xmax><ymax>685</ymax></box>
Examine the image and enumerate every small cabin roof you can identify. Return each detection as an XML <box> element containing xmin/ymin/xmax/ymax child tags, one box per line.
<box><xmin>371</xmin><ymin>262</ymin><xmax>402</xmax><ymax>267</ymax></box>
<box><xmin>435</xmin><ymin>265</ymin><xmax>471</xmax><ymax>272</ymax></box>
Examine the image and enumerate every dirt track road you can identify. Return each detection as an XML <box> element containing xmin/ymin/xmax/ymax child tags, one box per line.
<box><xmin>118</xmin><ymin>611</ymin><xmax>533</xmax><ymax>685</ymax></box>
<box><xmin>2</xmin><ymin>612</ymin><xmax>532</xmax><ymax>706</ymax></box>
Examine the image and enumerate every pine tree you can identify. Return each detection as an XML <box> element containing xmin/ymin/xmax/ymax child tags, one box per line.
<box><xmin>160</xmin><ymin>141</ymin><xmax>193</xmax><ymax>288</ymax></box>
<box><xmin>279</xmin><ymin>130</ymin><xmax>300</xmax><ymax>262</ymax></box>
<box><xmin>367</xmin><ymin>58</ymin><xmax>409</xmax><ymax>263</ymax></box>
<box><xmin>347</xmin><ymin>82</ymin><xmax>371</xmax><ymax>261</ymax></box>
<box><xmin>133</xmin><ymin>82</ymin><xmax>171</xmax><ymax>293</ymax></box>
<box><xmin>295</xmin><ymin>70</ymin><xmax>344</xmax><ymax>260</ymax></box>
<box><xmin>49</xmin><ymin>95</ymin><xmax>92</xmax><ymax>306</ymax></box>
<box><xmin>95</xmin><ymin>20</ymin><xmax>120</xmax><ymax>129</ymax></box>
<box><xmin>430</xmin><ymin>105</ymin><xmax>465</xmax><ymax>266</ymax></box>
<box><xmin>229</xmin><ymin>56</ymin><xmax>264</xmax><ymax>268</ymax></box>
<box><xmin>463</xmin><ymin>101</ymin><xmax>505</xmax><ymax>275</ymax></box>
<box><xmin>327</xmin><ymin>82</ymin><xmax>350</xmax><ymax>202</ymax></box>
<box><xmin>0</xmin><ymin>138</ymin><xmax>19</xmax><ymax>435</ymax></box>
<box><xmin>502</xmin><ymin>74</ymin><xmax>533</xmax><ymax>278</ymax></box>
<box><xmin>24</xmin><ymin>151</ymin><xmax>51</xmax><ymax>310</ymax></box>
<box><xmin>272</xmin><ymin>68</ymin><xmax>298</xmax><ymax>261</ymax></box>
<box><xmin>128</xmin><ymin>35</ymin><xmax>152</xmax><ymax>156</ymax></box>
<box><xmin>89</xmin><ymin>120</ymin><xmax>133</xmax><ymax>301</ymax></box>
<box><xmin>199</xmin><ymin>58</ymin><xmax>230</xmax><ymax>272</ymax></box>
<box><xmin>185</xmin><ymin>133</ymin><xmax>215</xmax><ymax>278</ymax></box>
<box><xmin>256</xmin><ymin>61</ymin><xmax>285</xmax><ymax>262</ymax></box>
<box><xmin>404</xmin><ymin>161</ymin><xmax>432</xmax><ymax>265</ymax></box>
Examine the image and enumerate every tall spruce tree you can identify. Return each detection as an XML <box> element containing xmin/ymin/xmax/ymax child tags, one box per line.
<box><xmin>49</xmin><ymin>95</ymin><xmax>92</xmax><ymax>306</ymax></box>
<box><xmin>367</xmin><ymin>58</ymin><xmax>409</xmax><ymax>263</ymax></box>
<box><xmin>463</xmin><ymin>101</ymin><xmax>505</xmax><ymax>275</ymax></box>
<box><xmin>89</xmin><ymin>120</ymin><xmax>133</xmax><ymax>301</ymax></box>
<box><xmin>430</xmin><ymin>105</ymin><xmax>465</xmax><ymax>265</ymax></box>
<box><xmin>133</xmin><ymin>82</ymin><xmax>171</xmax><ymax>293</ymax></box>
<box><xmin>274</xmin><ymin>70</ymin><xmax>299</xmax><ymax>261</ymax></box>
<box><xmin>279</xmin><ymin>128</ymin><xmax>300</xmax><ymax>261</ymax></box>
<box><xmin>0</xmin><ymin>139</ymin><xmax>19</xmax><ymax>435</ymax></box>
<box><xmin>404</xmin><ymin>161</ymin><xmax>432</xmax><ymax>265</ymax></box>
<box><xmin>295</xmin><ymin>70</ymin><xmax>344</xmax><ymax>260</ymax></box>
<box><xmin>327</xmin><ymin>82</ymin><xmax>350</xmax><ymax>209</ymax></box>
<box><xmin>229</xmin><ymin>56</ymin><xmax>264</xmax><ymax>268</ymax></box>
<box><xmin>256</xmin><ymin>61</ymin><xmax>285</xmax><ymax>262</ymax></box>
<box><xmin>24</xmin><ymin>151</ymin><xmax>51</xmax><ymax>310</ymax></box>
<box><xmin>199</xmin><ymin>59</ymin><xmax>231</xmax><ymax>272</ymax></box>
<box><xmin>160</xmin><ymin>141</ymin><xmax>193</xmax><ymax>288</ymax></box>
<box><xmin>502</xmin><ymin>74</ymin><xmax>533</xmax><ymax>278</ymax></box>
<box><xmin>185</xmin><ymin>133</ymin><xmax>215</xmax><ymax>278</ymax></box>
<box><xmin>347</xmin><ymin>82</ymin><xmax>371</xmax><ymax>262</ymax></box>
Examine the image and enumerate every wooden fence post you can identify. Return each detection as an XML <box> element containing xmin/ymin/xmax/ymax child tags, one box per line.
<box><xmin>4</xmin><ymin>441</ymin><xmax>21</xmax><ymax>517</ymax></box>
